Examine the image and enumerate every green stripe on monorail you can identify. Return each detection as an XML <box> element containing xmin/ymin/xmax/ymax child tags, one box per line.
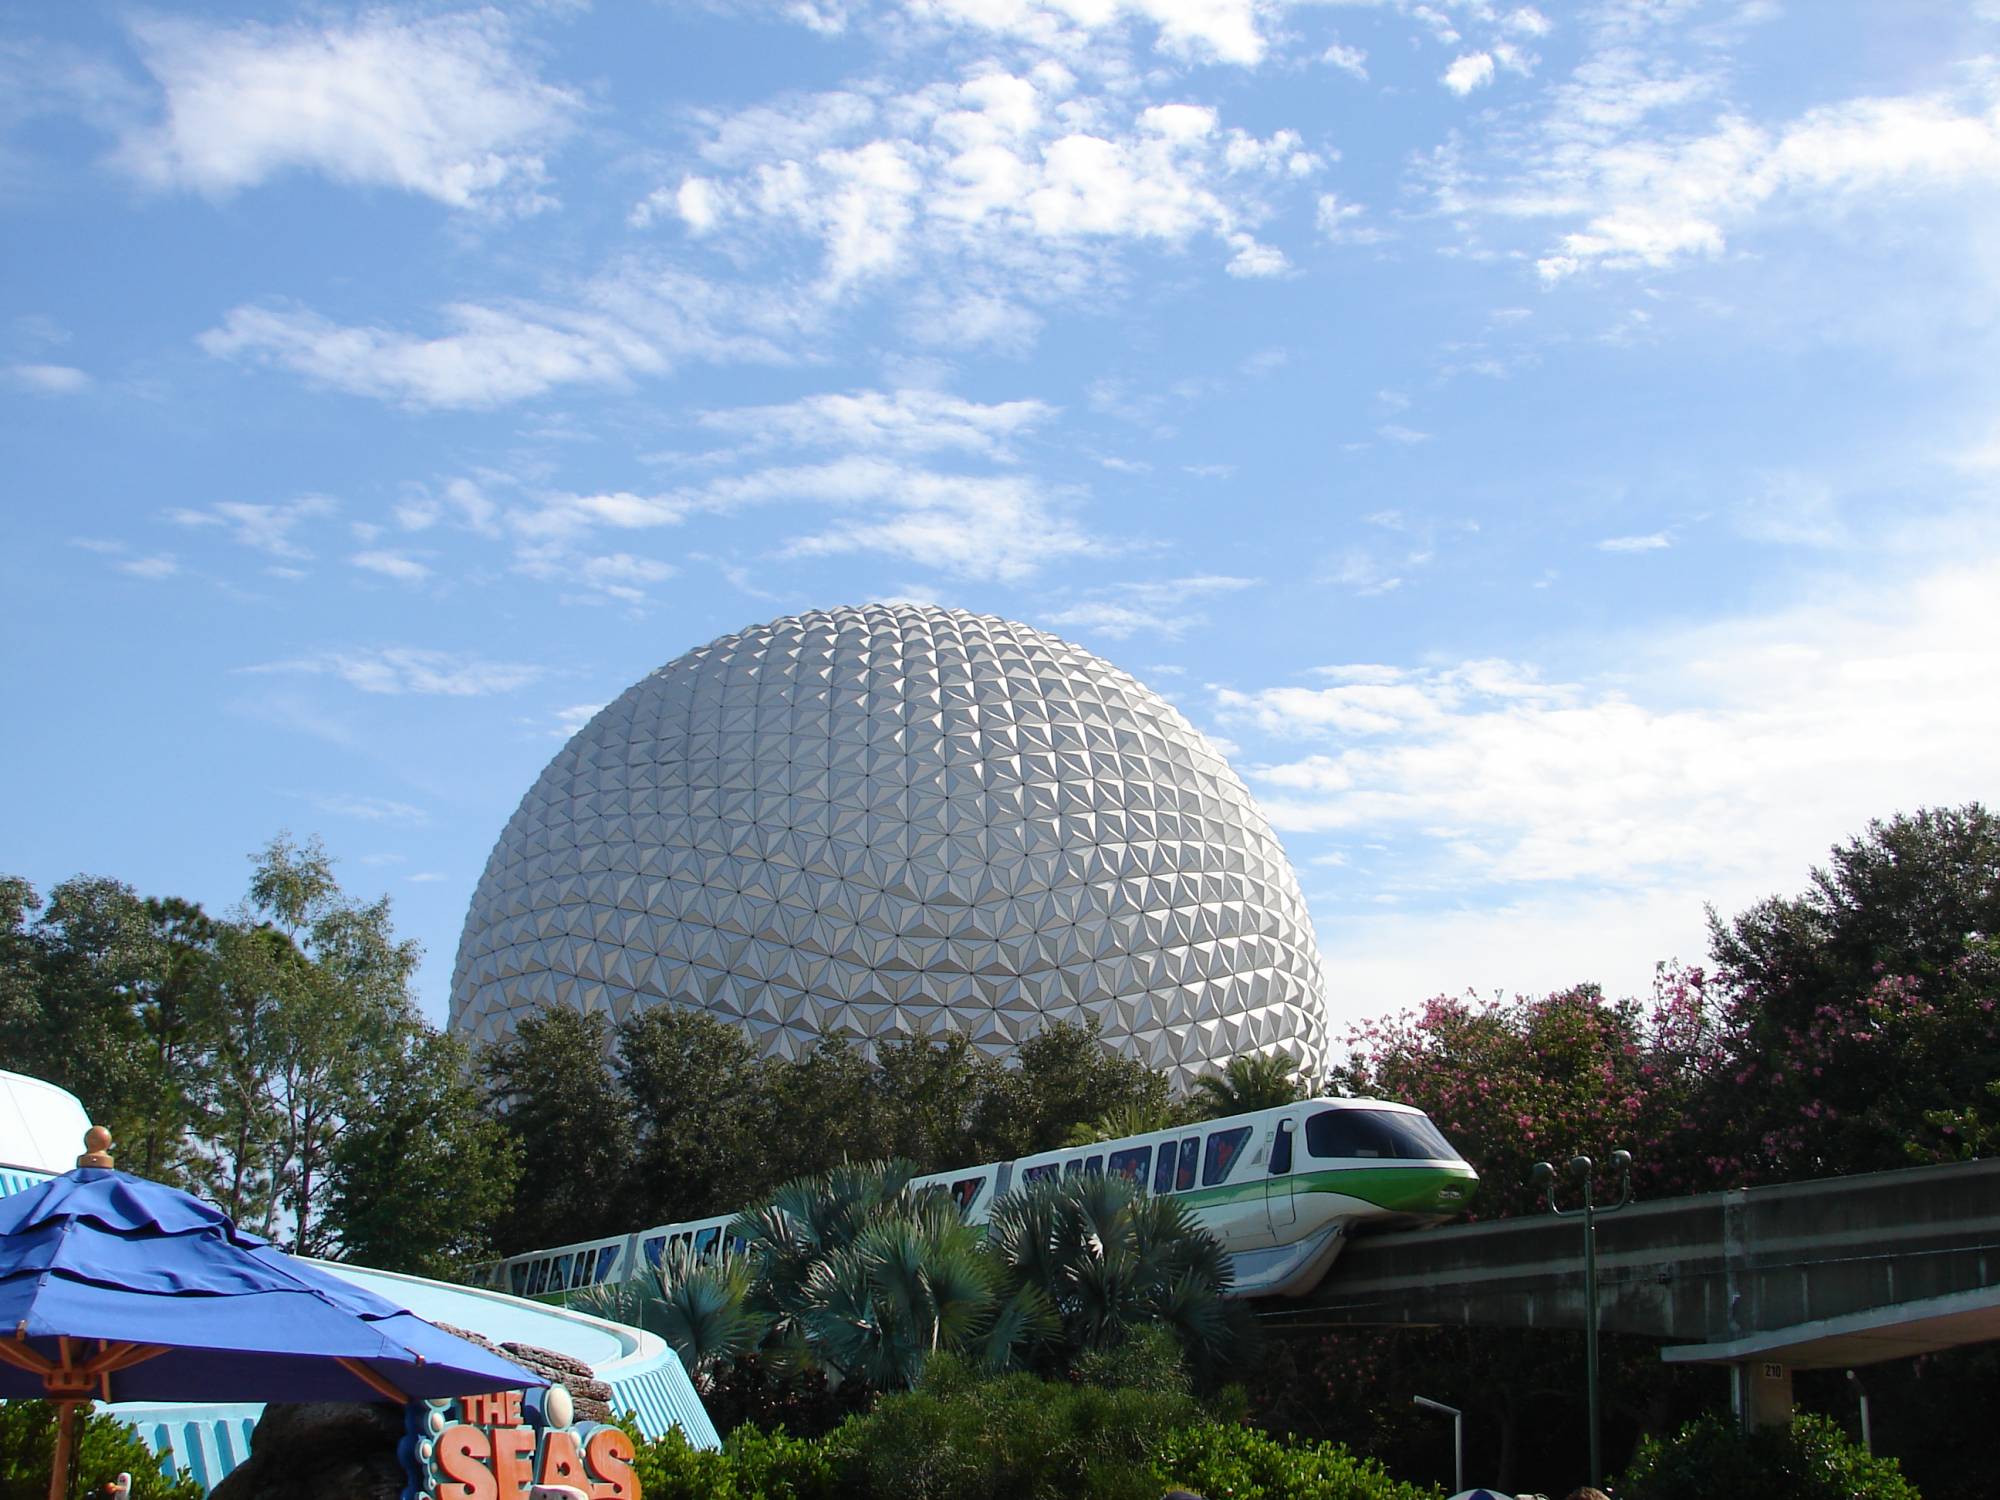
<box><xmin>1172</xmin><ymin>1164</ymin><xmax>1478</xmax><ymax>1215</ymax></box>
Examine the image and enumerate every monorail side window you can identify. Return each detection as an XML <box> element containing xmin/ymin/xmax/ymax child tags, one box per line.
<box><xmin>1176</xmin><ymin>1137</ymin><xmax>1200</xmax><ymax>1191</ymax></box>
<box><xmin>694</xmin><ymin>1227</ymin><xmax>721</xmax><ymax>1258</ymax></box>
<box><xmin>1203</xmin><ymin>1127</ymin><xmax>1252</xmax><ymax>1185</ymax></box>
<box><xmin>1085</xmin><ymin>1155</ymin><xmax>1104</xmax><ymax>1175</ymax></box>
<box><xmin>1269</xmin><ymin>1124</ymin><xmax>1293</xmax><ymax>1175</ymax></box>
<box><xmin>509</xmin><ymin>1263</ymin><xmax>530</xmax><ymax>1295</ymax></box>
<box><xmin>1023</xmin><ymin>1163</ymin><xmax>1059</xmax><ymax>1186</ymax></box>
<box><xmin>1152</xmin><ymin>1147</ymin><xmax>1176</xmax><ymax>1195</ymax></box>
<box><xmin>1109</xmin><ymin>1146</ymin><xmax>1151</xmax><ymax>1183</ymax></box>
<box><xmin>1306</xmin><ymin>1108</ymin><xmax>1459</xmax><ymax>1161</ymax></box>
<box><xmin>643</xmin><ymin>1236</ymin><xmax>667</xmax><ymax>1269</ymax></box>
<box><xmin>527</xmin><ymin>1259</ymin><xmax>551</xmax><ymax>1295</ymax></box>
<box><xmin>952</xmin><ymin>1177</ymin><xmax>986</xmax><ymax>1212</ymax></box>
<box><xmin>1064</xmin><ymin>1159</ymin><xmax>1082</xmax><ymax>1177</ymax></box>
<box><xmin>596</xmin><ymin>1245</ymin><xmax>622</xmax><ymax>1282</ymax></box>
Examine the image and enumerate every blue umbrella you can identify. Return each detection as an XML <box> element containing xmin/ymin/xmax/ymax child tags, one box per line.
<box><xmin>1</xmin><ymin>1131</ymin><xmax>541</xmax><ymax>1500</ymax></box>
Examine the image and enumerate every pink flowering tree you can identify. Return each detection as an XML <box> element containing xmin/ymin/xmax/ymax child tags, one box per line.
<box><xmin>1328</xmin><ymin>975</ymin><xmax>1730</xmax><ymax>1217</ymax></box>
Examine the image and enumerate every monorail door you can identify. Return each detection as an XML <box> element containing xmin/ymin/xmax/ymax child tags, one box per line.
<box><xmin>1265</xmin><ymin>1116</ymin><xmax>1298</xmax><ymax>1231</ymax></box>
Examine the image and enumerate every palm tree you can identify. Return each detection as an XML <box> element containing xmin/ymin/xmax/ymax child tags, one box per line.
<box><xmin>1189</xmin><ymin>1052</ymin><xmax>1308</xmax><ymax>1120</ymax></box>
<box><xmin>1061</xmin><ymin>1099</ymin><xmax>1182</xmax><ymax>1147</ymax></box>
<box><xmin>574</xmin><ymin>1241</ymin><xmax>769</xmax><ymax>1392</ymax></box>
<box><xmin>985</xmin><ymin>1171</ymin><xmax>1247</xmax><ymax>1386</ymax></box>
<box><xmin>733</xmin><ymin>1159</ymin><xmax>1040</xmax><ymax>1390</ymax></box>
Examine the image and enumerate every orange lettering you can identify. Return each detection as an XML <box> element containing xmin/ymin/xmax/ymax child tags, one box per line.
<box><xmin>435</xmin><ymin>1426</ymin><xmax>496</xmax><ymax>1500</ymax></box>
<box><xmin>538</xmin><ymin>1431</ymin><xmax>587</xmax><ymax>1489</ymax></box>
<box><xmin>500</xmin><ymin>1391</ymin><xmax>524</xmax><ymax>1427</ymax></box>
<box><xmin>490</xmin><ymin>1426</ymin><xmax>537</xmax><ymax>1500</ymax></box>
<box><xmin>584</xmin><ymin>1429</ymin><xmax>636</xmax><ymax>1500</ymax></box>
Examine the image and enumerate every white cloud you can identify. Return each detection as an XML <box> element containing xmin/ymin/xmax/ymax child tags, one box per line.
<box><xmin>116</xmin><ymin>11</ymin><xmax>578</xmax><ymax>212</ymax></box>
<box><xmin>548</xmin><ymin>703</ymin><xmax>606</xmax><ymax>738</ymax></box>
<box><xmin>888</xmin><ymin>0</ymin><xmax>1270</xmax><ymax>66</ymax></box>
<box><xmin>1443</xmin><ymin>53</ymin><xmax>1496</xmax><ymax>96</ymax></box>
<box><xmin>1532</xmin><ymin>88</ymin><xmax>2000</xmax><ymax>281</ymax></box>
<box><xmin>699</xmin><ymin>388</ymin><xmax>1055</xmax><ymax>459</ymax></box>
<box><xmin>518</xmin><ymin>550</ymin><xmax>677</xmax><ymax>604</ymax></box>
<box><xmin>1047</xmin><ymin>575</ymin><xmax>1258</xmax><ymax>639</ymax></box>
<box><xmin>352</xmin><ymin>549</ymin><xmax>431</xmax><ymax>582</ymax></box>
<box><xmin>309</xmin><ymin>793</ymin><xmax>429</xmax><ymax>824</ymax></box>
<box><xmin>198</xmin><ymin>301</ymin><xmax>665</xmax><ymax>409</ymax></box>
<box><xmin>656</xmin><ymin>71</ymin><xmax>1316</xmax><ymax>304</ymax></box>
<box><xmin>761</xmin><ymin>460</ymin><xmax>1096</xmax><ymax>581</ymax></box>
<box><xmin>511</xmin><ymin>490</ymin><xmax>690</xmax><ymax>543</ymax></box>
<box><xmin>167</xmin><ymin>495</ymin><xmax>335</xmax><ymax>558</ymax></box>
<box><xmin>1597</xmin><ymin>531</ymin><xmax>1671</xmax><ymax>552</ymax></box>
<box><xmin>243</xmin><ymin>648</ymin><xmax>543</xmax><ymax>696</ymax></box>
<box><xmin>396</xmin><ymin>478</ymin><xmax>501</xmax><ymax>537</ymax></box>
<box><xmin>1220</xmin><ymin>557</ymin><xmax>2000</xmax><ymax>908</ymax></box>
<box><xmin>1321</xmin><ymin>43</ymin><xmax>1367</xmax><ymax>82</ymax></box>
<box><xmin>1315</xmin><ymin>192</ymin><xmax>1384</xmax><ymax>245</ymax></box>
<box><xmin>8</xmin><ymin>363</ymin><xmax>89</xmax><ymax>393</ymax></box>
<box><xmin>116</xmin><ymin>554</ymin><xmax>179</xmax><ymax>579</ymax></box>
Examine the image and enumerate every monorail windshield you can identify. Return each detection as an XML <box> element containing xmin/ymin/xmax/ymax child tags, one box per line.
<box><xmin>1306</xmin><ymin>1108</ymin><xmax>1459</xmax><ymax>1162</ymax></box>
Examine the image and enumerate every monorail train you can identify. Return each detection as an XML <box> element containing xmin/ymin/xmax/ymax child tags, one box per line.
<box><xmin>478</xmin><ymin>1095</ymin><xmax>1477</xmax><ymax>1303</ymax></box>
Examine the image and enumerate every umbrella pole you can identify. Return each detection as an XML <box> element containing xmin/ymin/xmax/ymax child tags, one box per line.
<box><xmin>48</xmin><ymin>1400</ymin><xmax>78</xmax><ymax>1500</ymax></box>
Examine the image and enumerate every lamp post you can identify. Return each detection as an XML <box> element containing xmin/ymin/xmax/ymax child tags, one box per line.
<box><xmin>1412</xmin><ymin>1396</ymin><xmax>1463</xmax><ymax>1494</ymax></box>
<box><xmin>1530</xmin><ymin>1149</ymin><xmax>1635</xmax><ymax>1490</ymax></box>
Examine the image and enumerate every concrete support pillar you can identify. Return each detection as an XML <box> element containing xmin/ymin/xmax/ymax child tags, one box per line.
<box><xmin>1731</xmin><ymin>1360</ymin><xmax>1794</xmax><ymax>1430</ymax></box>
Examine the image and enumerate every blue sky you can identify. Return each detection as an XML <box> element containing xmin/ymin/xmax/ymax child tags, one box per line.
<box><xmin>6</xmin><ymin>0</ymin><xmax>1998</xmax><ymax>1042</ymax></box>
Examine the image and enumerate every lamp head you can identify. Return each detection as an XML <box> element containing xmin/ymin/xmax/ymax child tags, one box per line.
<box><xmin>1568</xmin><ymin>1154</ymin><xmax>1593</xmax><ymax>1179</ymax></box>
<box><xmin>1611</xmin><ymin>1149</ymin><xmax>1633</xmax><ymax>1172</ymax></box>
<box><xmin>1529</xmin><ymin>1161</ymin><xmax>1554</xmax><ymax>1187</ymax></box>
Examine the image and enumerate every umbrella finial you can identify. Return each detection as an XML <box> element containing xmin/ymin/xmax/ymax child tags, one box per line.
<box><xmin>77</xmin><ymin>1127</ymin><xmax>114</xmax><ymax>1169</ymax></box>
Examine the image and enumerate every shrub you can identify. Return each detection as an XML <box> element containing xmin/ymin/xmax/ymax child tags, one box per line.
<box><xmin>1618</xmin><ymin>1411</ymin><xmax>1921</xmax><ymax>1500</ymax></box>
<box><xmin>827</xmin><ymin>1349</ymin><xmax>1205</xmax><ymax>1500</ymax></box>
<box><xmin>1154</xmin><ymin>1422</ymin><xmax>1442</xmax><ymax>1500</ymax></box>
<box><xmin>0</xmin><ymin>1402</ymin><xmax>203</xmax><ymax>1500</ymax></box>
<box><xmin>721</xmin><ymin>1423</ymin><xmax>841</xmax><ymax>1500</ymax></box>
<box><xmin>624</xmin><ymin>1424</ymin><xmax>738</xmax><ymax>1500</ymax></box>
<box><xmin>623</xmin><ymin>1417</ymin><xmax>840</xmax><ymax>1500</ymax></box>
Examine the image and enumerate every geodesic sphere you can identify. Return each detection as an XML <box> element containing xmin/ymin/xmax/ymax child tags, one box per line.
<box><xmin>449</xmin><ymin>604</ymin><xmax>1328</xmax><ymax>1085</ymax></box>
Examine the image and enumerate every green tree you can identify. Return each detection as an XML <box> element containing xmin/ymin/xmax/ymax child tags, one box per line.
<box><xmin>755</xmin><ymin>1034</ymin><xmax>885</xmax><ymax>1179</ymax></box>
<box><xmin>1189</xmin><ymin>1051</ymin><xmax>1308</xmax><ymax>1120</ymax></box>
<box><xmin>0</xmin><ymin>876</ymin><xmax>45</xmax><ymax>1060</ymax></box>
<box><xmin>210</xmin><ymin>835</ymin><xmax>419</xmax><ymax>1254</ymax></box>
<box><xmin>121</xmin><ymin>896</ymin><xmax>226</xmax><ymax>1188</ymax></box>
<box><xmin>481</xmin><ymin>1005</ymin><xmax>634</xmax><ymax>1254</ymax></box>
<box><xmin>970</xmin><ymin>1019</ymin><xmax>1171</xmax><ymax>1159</ymax></box>
<box><xmin>325</xmin><ymin>1027</ymin><xmax>520</xmax><ymax>1277</ymax></box>
<box><xmin>615</xmin><ymin>1006</ymin><xmax>766</xmax><ymax>1226</ymax></box>
<box><xmin>871</xmin><ymin>1032</ymin><xmax>999</xmax><ymax>1172</ymax></box>
<box><xmin>1707</xmin><ymin>803</ymin><xmax>2000</xmax><ymax>1180</ymax></box>
<box><xmin>0</xmin><ymin>1401</ymin><xmax>202</xmax><ymax>1500</ymax></box>
<box><xmin>13</xmin><ymin>876</ymin><xmax>163</xmax><ymax>1129</ymax></box>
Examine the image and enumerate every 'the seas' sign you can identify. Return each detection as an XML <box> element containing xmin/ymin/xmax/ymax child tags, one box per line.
<box><xmin>403</xmin><ymin>1387</ymin><xmax>638</xmax><ymax>1500</ymax></box>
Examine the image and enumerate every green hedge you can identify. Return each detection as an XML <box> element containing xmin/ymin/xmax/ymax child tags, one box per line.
<box><xmin>623</xmin><ymin>1342</ymin><xmax>1438</xmax><ymax>1500</ymax></box>
<box><xmin>1155</xmin><ymin>1423</ymin><xmax>1442</xmax><ymax>1500</ymax></box>
<box><xmin>1618</xmin><ymin>1412</ymin><xmax>1921</xmax><ymax>1500</ymax></box>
